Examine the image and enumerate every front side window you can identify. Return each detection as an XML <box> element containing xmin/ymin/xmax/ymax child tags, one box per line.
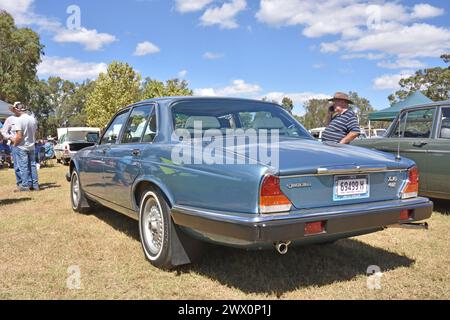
<box><xmin>390</xmin><ymin>109</ymin><xmax>435</xmax><ymax>138</ymax></box>
<box><xmin>100</xmin><ymin>110</ymin><xmax>129</xmax><ymax>145</ymax></box>
<box><xmin>440</xmin><ymin>107</ymin><xmax>450</xmax><ymax>139</ymax></box>
<box><xmin>121</xmin><ymin>105</ymin><xmax>154</xmax><ymax>144</ymax></box>
<box><xmin>403</xmin><ymin>108</ymin><xmax>435</xmax><ymax>138</ymax></box>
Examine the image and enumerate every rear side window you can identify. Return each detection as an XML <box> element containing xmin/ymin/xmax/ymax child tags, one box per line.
<box><xmin>440</xmin><ymin>107</ymin><xmax>450</xmax><ymax>139</ymax></box>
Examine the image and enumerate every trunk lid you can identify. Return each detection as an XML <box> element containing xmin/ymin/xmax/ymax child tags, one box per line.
<box><xmin>228</xmin><ymin>138</ymin><xmax>412</xmax><ymax>210</ymax></box>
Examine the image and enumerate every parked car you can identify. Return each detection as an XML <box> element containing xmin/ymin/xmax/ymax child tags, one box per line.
<box><xmin>67</xmin><ymin>97</ymin><xmax>432</xmax><ymax>269</ymax></box>
<box><xmin>55</xmin><ymin>128</ymin><xmax>100</xmax><ymax>165</ymax></box>
<box><xmin>353</xmin><ymin>101</ymin><xmax>450</xmax><ymax>200</ymax></box>
<box><xmin>309</xmin><ymin>127</ymin><xmax>326</xmax><ymax>140</ymax></box>
<box><xmin>372</xmin><ymin>129</ymin><xmax>387</xmax><ymax>138</ymax></box>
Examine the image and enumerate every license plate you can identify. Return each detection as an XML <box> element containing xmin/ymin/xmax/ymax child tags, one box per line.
<box><xmin>333</xmin><ymin>175</ymin><xmax>370</xmax><ymax>201</ymax></box>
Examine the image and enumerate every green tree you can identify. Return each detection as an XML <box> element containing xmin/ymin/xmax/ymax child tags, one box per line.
<box><xmin>86</xmin><ymin>61</ymin><xmax>141</xmax><ymax>128</ymax></box>
<box><xmin>302</xmin><ymin>99</ymin><xmax>330</xmax><ymax>130</ymax></box>
<box><xmin>388</xmin><ymin>54</ymin><xmax>450</xmax><ymax>104</ymax></box>
<box><xmin>28</xmin><ymin>79</ymin><xmax>53</xmax><ymax>138</ymax></box>
<box><xmin>141</xmin><ymin>78</ymin><xmax>193</xmax><ymax>99</ymax></box>
<box><xmin>64</xmin><ymin>80</ymin><xmax>96</xmax><ymax>127</ymax></box>
<box><xmin>281</xmin><ymin>97</ymin><xmax>294</xmax><ymax>114</ymax></box>
<box><xmin>0</xmin><ymin>11</ymin><xmax>44</xmax><ymax>103</ymax></box>
<box><xmin>348</xmin><ymin>91</ymin><xmax>374</xmax><ymax>127</ymax></box>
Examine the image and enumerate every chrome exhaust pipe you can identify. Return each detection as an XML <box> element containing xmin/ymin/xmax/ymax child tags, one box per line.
<box><xmin>274</xmin><ymin>241</ymin><xmax>291</xmax><ymax>255</ymax></box>
<box><xmin>388</xmin><ymin>222</ymin><xmax>429</xmax><ymax>230</ymax></box>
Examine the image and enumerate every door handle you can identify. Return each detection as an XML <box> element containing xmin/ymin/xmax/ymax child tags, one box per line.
<box><xmin>413</xmin><ymin>141</ymin><xmax>428</xmax><ymax>147</ymax></box>
<box><xmin>132</xmin><ymin>149</ymin><xmax>141</xmax><ymax>157</ymax></box>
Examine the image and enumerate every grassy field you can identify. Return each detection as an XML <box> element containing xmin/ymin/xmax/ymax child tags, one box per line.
<box><xmin>0</xmin><ymin>164</ymin><xmax>449</xmax><ymax>300</ymax></box>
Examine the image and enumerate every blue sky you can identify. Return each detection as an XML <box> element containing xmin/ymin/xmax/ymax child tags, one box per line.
<box><xmin>1</xmin><ymin>0</ymin><xmax>449</xmax><ymax>115</ymax></box>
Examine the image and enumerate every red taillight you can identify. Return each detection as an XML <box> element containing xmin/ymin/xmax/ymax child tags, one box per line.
<box><xmin>401</xmin><ymin>166</ymin><xmax>419</xmax><ymax>199</ymax></box>
<box><xmin>400</xmin><ymin>209</ymin><xmax>413</xmax><ymax>221</ymax></box>
<box><xmin>260</xmin><ymin>175</ymin><xmax>292</xmax><ymax>214</ymax></box>
<box><xmin>305</xmin><ymin>221</ymin><xmax>326</xmax><ymax>235</ymax></box>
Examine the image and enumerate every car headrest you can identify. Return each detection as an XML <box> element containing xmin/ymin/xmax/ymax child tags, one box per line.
<box><xmin>441</xmin><ymin>128</ymin><xmax>450</xmax><ymax>139</ymax></box>
<box><xmin>253</xmin><ymin>117</ymin><xmax>285</xmax><ymax>130</ymax></box>
<box><xmin>185</xmin><ymin>116</ymin><xmax>221</xmax><ymax>130</ymax></box>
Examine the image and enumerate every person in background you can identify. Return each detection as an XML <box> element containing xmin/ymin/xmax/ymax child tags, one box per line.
<box><xmin>0</xmin><ymin>104</ymin><xmax>21</xmax><ymax>186</ymax></box>
<box><xmin>322</xmin><ymin>92</ymin><xmax>361</xmax><ymax>144</ymax></box>
<box><xmin>10</xmin><ymin>102</ymin><xmax>39</xmax><ymax>192</ymax></box>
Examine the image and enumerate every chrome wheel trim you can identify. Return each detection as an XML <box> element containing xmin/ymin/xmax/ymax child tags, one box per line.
<box><xmin>140</xmin><ymin>192</ymin><xmax>165</xmax><ymax>260</ymax></box>
<box><xmin>71</xmin><ymin>173</ymin><xmax>80</xmax><ymax>208</ymax></box>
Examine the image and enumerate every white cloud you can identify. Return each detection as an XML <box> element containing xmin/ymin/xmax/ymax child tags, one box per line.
<box><xmin>344</xmin><ymin>23</ymin><xmax>450</xmax><ymax>58</ymax></box>
<box><xmin>377</xmin><ymin>59</ymin><xmax>426</xmax><ymax>69</ymax></box>
<box><xmin>0</xmin><ymin>0</ymin><xmax>117</xmax><ymax>51</ymax></box>
<box><xmin>200</xmin><ymin>0</ymin><xmax>247</xmax><ymax>29</ymax></box>
<box><xmin>37</xmin><ymin>56</ymin><xmax>107</xmax><ymax>81</ymax></box>
<box><xmin>178</xmin><ymin>69</ymin><xmax>188</xmax><ymax>78</ymax></box>
<box><xmin>0</xmin><ymin>0</ymin><xmax>33</xmax><ymax>16</ymax></box>
<box><xmin>411</xmin><ymin>3</ymin><xmax>444</xmax><ymax>19</ymax></box>
<box><xmin>195</xmin><ymin>79</ymin><xmax>262</xmax><ymax>97</ymax></box>
<box><xmin>175</xmin><ymin>0</ymin><xmax>213</xmax><ymax>13</ymax></box>
<box><xmin>133</xmin><ymin>41</ymin><xmax>161</xmax><ymax>56</ymax></box>
<box><xmin>203</xmin><ymin>51</ymin><xmax>225</xmax><ymax>60</ymax></box>
<box><xmin>256</xmin><ymin>0</ymin><xmax>449</xmax><ymax>60</ymax></box>
<box><xmin>341</xmin><ymin>53</ymin><xmax>386</xmax><ymax>60</ymax></box>
<box><xmin>373</xmin><ymin>70</ymin><xmax>414</xmax><ymax>90</ymax></box>
<box><xmin>54</xmin><ymin>28</ymin><xmax>117</xmax><ymax>51</ymax></box>
<box><xmin>320</xmin><ymin>42</ymin><xmax>340</xmax><ymax>53</ymax></box>
<box><xmin>264</xmin><ymin>91</ymin><xmax>331</xmax><ymax>106</ymax></box>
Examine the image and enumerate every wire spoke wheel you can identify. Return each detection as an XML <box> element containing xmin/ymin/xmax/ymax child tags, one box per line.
<box><xmin>142</xmin><ymin>196</ymin><xmax>164</xmax><ymax>257</ymax></box>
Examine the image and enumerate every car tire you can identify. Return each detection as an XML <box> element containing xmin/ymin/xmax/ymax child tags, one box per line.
<box><xmin>139</xmin><ymin>188</ymin><xmax>176</xmax><ymax>269</ymax></box>
<box><xmin>70</xmin><ymin>170</ymin><xmax>92</xmax><ymax>214</ymax></box>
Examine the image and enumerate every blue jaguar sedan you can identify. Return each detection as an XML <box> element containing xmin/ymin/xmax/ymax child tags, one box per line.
<box><xmin>67</xmin><ymin>97</ymin><xmax>433</xmax><ymax>269</ymax></box>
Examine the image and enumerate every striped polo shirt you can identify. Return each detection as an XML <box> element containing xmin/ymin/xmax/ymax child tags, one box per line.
<box><xmin>322</xmin><ymin>109</ymin><xmax>360</xmax><ymax>143</ymax></box>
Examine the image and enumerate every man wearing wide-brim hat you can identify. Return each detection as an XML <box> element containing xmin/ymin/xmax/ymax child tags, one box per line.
<box><xmin>322</xmin><ymin>92</ymin><xmax>361</xmax><ymax>144</ymax></box>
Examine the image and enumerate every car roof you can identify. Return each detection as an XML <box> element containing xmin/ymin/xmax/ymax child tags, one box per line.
<box><xmin>398</xmin><ymin>99</ymin><xmax>450</xmax><ymax>113</ymax></box>
<box><xmin>127</xmin><ymin>96</ymin><xmax>281</xmax><ymax>109</ymax></box>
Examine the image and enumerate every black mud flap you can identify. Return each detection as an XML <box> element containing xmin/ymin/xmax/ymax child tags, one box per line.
<box><xmin>170</xmin><ymin>222</ymin><xmax>204</xmax><ymax>267</ymax></box>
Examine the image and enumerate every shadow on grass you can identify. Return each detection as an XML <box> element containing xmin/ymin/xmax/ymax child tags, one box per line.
<box><xmin>431</xmin><ymin>199</ymin><xmax>450</xmax><ymax>215</ymax></box>
<box><xmin>39</xmin><ymin>183</ymin><xmax>61</xmax><ymax>190</ymax></box>
<box><xmin>91</xmin><ymin>207</ymin><xmax>414</xmax><ymax>296</ymax></box>
<box><xmin>0</xmin><ymin>197</ymin><xmax>32</xmax><ymax>206</ymax></box>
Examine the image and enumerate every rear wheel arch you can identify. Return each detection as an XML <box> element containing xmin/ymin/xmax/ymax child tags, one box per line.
<box><xmin>134</xmin><ymin>180</ymin><xmax>174</xmax><ymax>211</ymax></box>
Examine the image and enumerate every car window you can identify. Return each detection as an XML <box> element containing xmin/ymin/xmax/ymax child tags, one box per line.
<box><xmin>390</xmin><ymin>112</ymin><xmax>407</xmax><ymax>137</ymax></box>
<box><xmin>59</xmin><ymin>134</ymin><xmax>66</xmax><ymax>144</ymax></box>
<box><xmin>121</xmin><ymin>105</ymin><xmax>153</xmax><ymax>144</ymax></box>
<box><xmin>172</xmin><ymin>101</ymin><xmax>310</xmax><ymax>139</ymax></box>
<box><xmin>403</xmin><ymin>108</ymin><xmax>435</xmax><ymax>138</ymax></box>
<box><xmin>100</xmin><ymin>110</ymin><xmax>129</xmax><ymax>145</ymax></box>
<box><xmin>86</xmin><ymin>132</ymin><xmax>99</xmax><ymax>143</ymax></box>
<box><xmin>142</xmin><ymin>108</ymin><xmax>157</xmax><ymax>143</ymax></box>
<box><xmin>440</xmin><ymin>107</ymin><xmax>450</xmax><ymax>139</ymax></box>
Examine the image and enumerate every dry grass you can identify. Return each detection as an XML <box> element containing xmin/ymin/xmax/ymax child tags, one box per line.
<box><xmin>0</xmin><ymin>165</ymin><xmax>449</xmax><ymax>300</ymax></box>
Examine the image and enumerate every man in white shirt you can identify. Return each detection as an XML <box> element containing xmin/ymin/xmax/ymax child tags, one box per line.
<box><xmin>10</xmin><ymin>102</ymin><xmax>39</xmax><ymax>192</ymax></box>
<box><xmin>0</xmin><ymin>104</ymin><xmax>22</xmax><ymax>186</ymax></box>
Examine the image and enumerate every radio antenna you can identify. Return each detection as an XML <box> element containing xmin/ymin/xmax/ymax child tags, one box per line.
<box><xmin>396</xmin><ymin>112</ymin><xmax>403</xmax><ymax>161</ymax></box>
